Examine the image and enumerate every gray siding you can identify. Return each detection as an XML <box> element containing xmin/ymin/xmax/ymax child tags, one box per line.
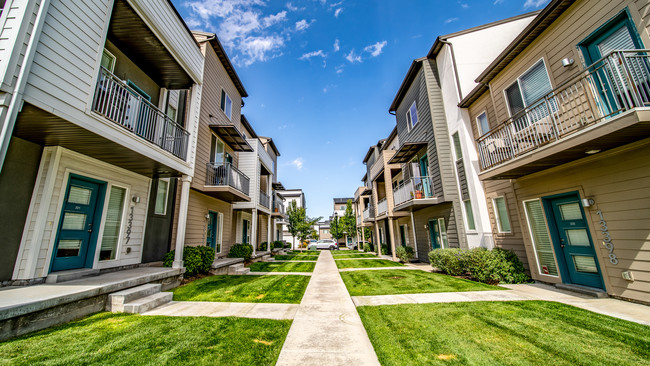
<box><xmin>412</xmin><ymin>203</ymin><xmax>457</xmax><ymax>262</ymax></box>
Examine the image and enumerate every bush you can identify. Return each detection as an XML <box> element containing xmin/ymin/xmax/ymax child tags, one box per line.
<box><xmin>465</xmin><ymin>248</ymin><xmax>530</xmax><ymax>285</ymax></box>
<box><xmin>258</xmin><ymin>242</ymin><xmax>268</xmax><ymax>251</ymax></box>
<box><xmin>396</xmin><ymin>246</ymin><xmax>414</xmax><ymax>263</ymax></box>
<box><xmin>380</xmin><ymin>244</ymin><xmax>389</xmax><ymax>255</ymax></box>
<box><xmin>163</xmin><ymin>246</ymin><xmax>214</xmax><ymax>277</ymax></box>
<box><xmin>428</xmin><ymin>248</ymin><xmax>467</xmax><ymax>276</ymax></box>
<box><xmin>272</xmin><ymin>241</ymin><xmax>284</xmax><ymax>249</ymax></box>
<box><xmin>228</xmin><ymin>243</ymin><xmax>254</xmax><ymax>261</ymax></box>
<box><xmin>364</xmin><ymin>243</ymin><xmax>375</xmax><ymax>253</ymax></box>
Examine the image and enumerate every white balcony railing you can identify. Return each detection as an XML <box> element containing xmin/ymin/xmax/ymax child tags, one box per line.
<box><xmin>272</xmin><ymin>196</ymin><xmax>285</xmax><ymax>214</ymax></box>
<box><xmin>477</xmin><ymin>50</ymin><xmax>650</xmax><ymax>170</ymax></box>
<box><xmin>363</xmin><ymin>206</ymin><xmax>371</xmax><ymax>220</ymax></box>
<box><xmin>259</xmin><ymin>190</ymin><xmax>270</xmax><ymax>208</ymax></box>
<box><xmin>205</xmin><ymin>162</ymin><xmax>250</xmax><ymax>195</ymax></box>
<box><xmin>393</xmin><ymin>177</ymin><xmax>435</xmax><ymax>207</ymax></box>
<box><xmin>254</xmin><ymin>139</ymin><xmax>274</xmax><ymax>174</ymax></box>
<box><xmin>377</xmin><ymin>198</ymin><xmax>388</xmax><ymax>215</ymax></box>
<box><xmin>92</xmin><ymin>67</ymin><xmax>189</xmax><ymax>159</ymax></box>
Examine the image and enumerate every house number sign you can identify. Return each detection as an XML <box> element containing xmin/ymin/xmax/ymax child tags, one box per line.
<box><xmin>597</xmin><ymin>210</ymin><xmax>617</xmax><ymax>265</ymax></box>
<box><xmin>125</xmin><ymin>206</ymin><xmax>134</xmax><ymax>244</ymax></box>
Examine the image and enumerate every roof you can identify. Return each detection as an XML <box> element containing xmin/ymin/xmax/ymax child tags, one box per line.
<box><xmin>259</xmin><ymin>136</ymin><xmax>280</xmax><ymax>157</ymax></box>
<box><xmin>240</xmin><ymin>115</ymin><xmax>258</xmax><ymax>138</ymax></box>
<box><xmin>273</xmin><ymin>182</ymin><xmax>286</xmax><ymax>190</ymax></box>
<box><xmin>382</xmin><ymin>126</ymin><xmax>398</xmax><ymax>151</ymax></box>
<box><xmin>192</xmin><ymin>31</ymin><xmax>248</xmax><ymax>97</ymax></box>
<box><xmin>333</xmin><ymin>198</ymin><xmax>353</xmax><ymax>204</ymax></box>
<box><xmin>362</xmin><ymin>145</ymin><xmax>376</xmax><ymax>164</ymax></box>
<box><xmin>459</xmin><ymin>0</ymin><xmax>573</xmax><ymax>107</ymax></box>
<box><xmin>389</xmin><ymin>57</ymin><xmax>426</xmax><ymax>113</ymax></box>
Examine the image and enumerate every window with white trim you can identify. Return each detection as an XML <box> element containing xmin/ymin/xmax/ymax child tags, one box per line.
<box><xmin>220</xmin><ymin>89</ymin><xmax>232</xmax><ymax>119</ymax></box>
<box><xmin>505</xmin><ymin>59</ymin><xmax>553</xmax><ymax>117</ymax></box>
<box><xmin>101</xmin><ymin>49</ymin><xmax>116</xmax><ymax>73</ymax></box>
<box><xmin>452</xmin><ymin>132</ymin><xmax>463</xmax><ymax>161</ymax></box>
<box><xmin>492</xmin><ymin>196</ymin><xmax>511</xmax><ymax>233</ymax></box>
<box><xmin>406</xmin><ymin>101</ymin><xmax>418</xmax><ymax>130</ymax></box>
<box><xmin>100</xmin><ymin>185</ymin><xmax>127</xmax><ymax>260</ymax></box>
<box><xmin>523</xmin><ymin>199</ymin><xmax>558</xmax><ymax>276</ymax></box>
<box><xmin>476</xmin><ymin>112</ymin><xmax>489</xmax><ymax>136</ymax></box>
<box><xmin>463</xmin><ymin>199</ymin><xmax>476</xmax><ymax>231</ymax></box>
<box><xmin>154</xmin><ymin>178</ymin><xmax>170</xmax><ymax>215</ymax></box>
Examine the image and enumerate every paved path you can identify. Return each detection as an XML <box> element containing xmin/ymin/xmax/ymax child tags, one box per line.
<box><xmin>143</xmin><ymin>301</ymin><xmax>298</xmax><ymax>320</ymax></box>
<box><xmin>275</xmin><ymin>251</ymin><xmax>380</xmax><ymax>366</ymax></box>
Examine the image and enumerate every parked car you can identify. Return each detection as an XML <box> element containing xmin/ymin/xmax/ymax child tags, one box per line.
<box><xmin>346</xmin><ymin>242</ymin><xmax>358</xmax><ymax>250</ymax></box>
<box><xmin>309</xmin><ymin>239</ymin><xmax>338</xmax><ymax>250</ymax></box>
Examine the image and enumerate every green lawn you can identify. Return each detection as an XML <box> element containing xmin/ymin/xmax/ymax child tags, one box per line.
<box><xmin>358</xmin><ymin>301</ymin><xmax>650</xmax><ymax>366</ymax></box>
<box><xmin>333</xmin><ymin>250</ymin><xmax>366</xmax><ymax>254</ymax></box>
<box><xmin>335</xmin><ymin>259</ymin><xmax>403</xmax><ymax>269</ymax></box>
<box><xmin>0</xmin><ymin>312</ymin><xmax>291</xmax><ymax>366</ymax></box>
<box><xmin>286</xmin><ymin>250</ymin><xmax>320</xmax><ymax>255</ymax></box>
<box><xmin>341</xmin><ymin>269</ymin><xmax>502</xmax><ymax>296</ymax></box>
<box><xmin>333</xmin><ymin>253</ymin><xmax>378</xmax><ymax>259</ymax></box>
<box><xmin>171</xmin><ymin>275</ymin><xmax>310</xmax><ymax>303</ymax></box>
<box><xmin>273</xmin><ymin>255</ymin><xmax>319</xmax><ymax>261</ymax></box>
<box><xmin>249</xmin><ymin>262</ymin><xmax>315</xmax><ymax>272</ymax></box>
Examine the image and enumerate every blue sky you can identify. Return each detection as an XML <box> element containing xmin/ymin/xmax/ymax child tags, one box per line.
<box><xmin>170</xmin><ymin>0</ymin><xmax>549</xmax><ymax>219</ymax></box>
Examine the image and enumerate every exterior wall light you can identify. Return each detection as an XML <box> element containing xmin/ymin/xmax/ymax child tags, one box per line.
<box><xmin>561</xmin><ymin>58</ymin><xmax>574</xmax><ymax>67</ymax></box>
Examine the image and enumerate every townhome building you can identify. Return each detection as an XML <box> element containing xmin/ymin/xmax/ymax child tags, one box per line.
<box><xmin>0</xmin><ymin>0</ymin><xmax>204</xmax><ymax>284</ymax></box>
<box><xmin>277</xmin><ymin>188</ymin><xmax>306</xmax><ymax>248</ymax></box>
<box><xmin>460</xmin><ymin>0</ymin><xmax>650</xmax><ymax>302</ymax></box>
<box><xmin>385</xmin><ymin>12</ymin><xmax>537</xmax><ymax>262</ymax></box>
<box><xmin>353</xmin><ymin>185</ymin><xmax>373</xmax><ymax>245</ymax></box>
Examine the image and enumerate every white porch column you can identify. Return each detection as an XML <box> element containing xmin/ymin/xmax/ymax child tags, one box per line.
<box><xmin>410</xmin><ymin>211</ymin><xmax>419</xmax><ymax>259</ymax></box>
<box><xmin>173</xmin><ymin>175</ymin><xmax>192</xmax><ymax>269</ymax></box>
<box><xmin>267</xmin><ymin>215</ymin><xmax>272</xmax><ymax>251</ymax></box>
<box><xmin>251</xmin><ymin>210</ymin><xmax>258</xmax><ymax>256</ymax></box>
<box><xmin>388</xmin><ymin>217</ymin><xmax>397</xmax><ymax>261</ymax></box>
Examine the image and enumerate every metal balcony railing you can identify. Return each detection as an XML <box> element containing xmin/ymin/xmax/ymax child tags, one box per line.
<box><xmin>377</xmin><ymin>198</ymin><xmax>388</xmax><ymax>215</ymax></box>
<box><xmin>477</xmin><ymin>50</ymin><xmax>650</xmax><ymax>170</ymax></box>
<box><xmin>272</xmin><ymin>198</ymin><xmax>285</xmax><ymax>214</ymax></box>
<box><xmin>393</xmin><ymin>176</ymin><xmax>435</xmax><ymax>207</ymax></box>
<box><xmin>259</xmin><ymin>190</ymin><xmax>270</xmax><ymax>208</ymax></box>
<box><xmin>92</xmin><ymin>67</ymin><xmax>189</xmax><ymax>160</ymax></box>
<box><xmin>363</xmin><ymin>206</ymin><xmax>374</xmax><ymax>221</ymax></box>
<box><xmin>205</xmin><ymin>162</ymin><xmax>250</xmax><ymax>195</ymax></box>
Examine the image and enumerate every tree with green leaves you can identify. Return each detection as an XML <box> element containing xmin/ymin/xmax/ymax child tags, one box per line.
<box><xmin>358</xmin><ymin>227</ymin><xmax>372</xmax><ymax>242</ymax></box>
<box><xmin>330</xmin><ymin>216</ymin><xmax>344</xmax><ymax>243</ymax></box>
<box><xmin>341</xmin><ymin>200</ymin><xmax>357</xmax><ymax>245</ymax></box>
<box><xmin>286</xmin><ymin>200</ymin><xmax>321</xmax><ymax>251</ymax></box>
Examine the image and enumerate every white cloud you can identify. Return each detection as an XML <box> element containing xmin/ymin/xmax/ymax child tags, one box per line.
<box><xmin>278</xmin><ymin>124</ymin><xmax>288</xmax><ymax>129</ymax></box>
<box><xmin>291</xmin><ymin>158</ymin><xmax>304</xmax><ymax>170</ymax></box>
<box><xmin>333</xmin><ymin>39</ymin><xmax>340</xmax><ymax>52</ymax></box>
<box><xmin>295</xmin><ymin>19</ymin><xmax>314</xmax><ymax>31</ymax></box>
<box><xmin>323</xmin><ymin>86</ymin><xmax>329</xmax><ymax>93</ymax></box>
<box><xmin>444</xmin><ymin>17</ymin><xmax>459</xmax><ymax>24</ymax></box>
<box><xmin>286</xmin><ymin>2</ymin><xmax>299</xmax><ymax>11</ymax></box>
<box><xmin>363</xmin><ymin>41</ymin><xmax>387</xmax><ymax>57</ymax></box>
<box><xmin>494</xmin><ymin>0</ymin><xmax>504</xmax><ymax>3</ymax></box>
<box><xmin>334</xmin><ymin>8</ymin><xmax>343</xmax><ymax>17</ymax></box>
<box><xmin>458</xmin><ymin>1</ymin><xmax>469</xmax><ymax>8</ymax></box>
<box><xmin>524</xmin><ymin>0</ymin><xmax>549</xmax><ymax>8</ymax></box>
<box><xmin>299</xmin><ymin>50</ymin><xmax>326</xmax><ymax>60</ymax></box>
<box><xmin>335</xmin><ymin>65</ymin><xmax>344</xmax><ymax>74</ymax></box>
<box><xmin>235</xmin><ymin>35</ymin><xmax>285</xmax><ymax>66</ymax></box>
<box><xmin>262</xmin><ymin>11</ymin><xmax>287</xmax><ymax>27</ymax></box>
<box><xmin>345</xmin><ymin>49</ymin><xmax>362</xmax><ymax>63</ymax></box>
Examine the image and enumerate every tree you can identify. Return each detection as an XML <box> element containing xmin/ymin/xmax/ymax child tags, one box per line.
<box><xmin>286</xmin><ymin>200</ymin><xmax>321</xmax><ymax>251</ymax></box>
<box><xmin>358</xmin><ymin>227</ymin><xmax>372</xmax><ymax>242</ymax></box>
<box><xmin>330</xmin><ymin>216</ymin><xmax>344</xmax><ymax>242</ymax></box>
<box><xmin>341</xmin><ymin>200</ymin><xmax>357</xmax><ymax>244</ymax></box>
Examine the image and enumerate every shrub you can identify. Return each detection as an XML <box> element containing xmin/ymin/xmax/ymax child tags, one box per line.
<box><xmin>272</xmin><ymin>241</ymin><xmax>284</xmax><ymax>249</ymax></box>
<box><xmin>380</xmin><ymin>244</ymin><xmax>389</xmax><ymax>255</ymax></box>
<box><xmin>228</xmin><ymin>243</ymin><xmax>254</xmax><ymax>261</ymax></box>
<box><xmin>428</xmin><ymin>248</ymin><xmax>467</xmax><ymax>276</ymax></box>
<box><xmin>465</xmin><ymin>248</ymin><xmax>530</xmax><ymax>285</ymax></box>
<box><xmin>259</xmin><ymin>242</ymin><xmax>268</xmax><ymax>251</ymax></box>
<box><xmin>396</xmin><ymin>246</ymin><xmax>414</xmax><ymax>263</ymax></box>
<box><xmin>163</xmin><ymin>246</ymin><xmax>214</xmax><ymax>277</ymax></box>
<box><xmin>364</xmin><ymin>243</ymin><xmax>375</xmax><ymax>253</ymax></box>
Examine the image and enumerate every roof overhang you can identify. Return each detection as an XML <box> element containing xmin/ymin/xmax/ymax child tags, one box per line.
<box><xmin>208</xmin><ymin>124</ymin><xmax>253</xmax><ymax>151</ymax></box>
<box><xmin>389</xmin><ymin>58</ymin><xmax>425</xmax><ymax>112</ymax></box>
<box><xmin>389</xmin><ymin>142</ymin><xmax>428</xmax><ymax>164</ymax></box>
<box><xmin>273</xmin><ymin>182</ymin><xmax>286</xmax><ymax>190</ymax></box>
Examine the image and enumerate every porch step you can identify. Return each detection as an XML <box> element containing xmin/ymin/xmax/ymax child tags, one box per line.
<box><xmin>555</xmin><ymin>283</ymin><xmax>608</xmax><ymax>298</ymax></box>
<box><xmin>107</xmin><ymin>284</ymin><xmax>162</xmax><ymax>312</ymax></box>
<box><xmin>228</xmin><ymin>263</ymin><xmax>250</xmax><ymax>275</ymax></box>
<box><xmin>45</xmin><ymin>268</ymin><xmax>100</xmax><ymax>284</ymax></box>
<box><xmin>122</xmin><ymin>292</ymin><xmax>173</xmax><ymax>314</ymax></box>
<box><xmin>262</xmin><ymin>255</ymin><xmax>274</xmax><ymax>262</ymax></box>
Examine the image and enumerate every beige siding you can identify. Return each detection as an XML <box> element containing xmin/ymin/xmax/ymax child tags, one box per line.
<box><xmin>183</xmin><ymin>190</ymin><xmax>234</xmax><ymax>257</ymax></box>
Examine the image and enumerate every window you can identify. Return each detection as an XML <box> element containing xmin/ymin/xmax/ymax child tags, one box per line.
<box><xmin>210</xmin><ymin>134</ymin><xmax>225</xmax><ymax>164</ymax></box>
<box><xmin>493</xmin><ymin>197</ymin><xmax>511</xmax><ymax>233</ymax></box>
<box><xmin>100</xmin><ymin>186</ymin><xmax>126</xmax><ymax>260</ymax></box>
<box><xmin>438</xmin><ymin>218</ymin><xmax>448</xmax><ymax>248</ymax></box>
<box><xmin>101</xmin><ymin>49</ymin><xmax>116</xmax><ymax>73</ymax></box>
<box><xmin>464</xmin><ymin>199</ymin><xmax>476</xmax><ymax>231</ymax></box>
<box><xmin>340</xmin><ymin>205</ymin><xmax>345</xmax><ymax>210</ymax></box>
<box><xmin>166</xmin><ymin>105</ymin><xmax>177</xmax><ymax>122</ymax></box>
<box><xmin>524</xmin><ymin>199</ymin><xmax>558</xmax><ymax>276</ymax></box>
<box><xmin>505</xmin><ymin>59</ymin><xmax>553</xmax><ymax>118</ymax></box>
<box><xmin>476</xmin><ymin>112</ymin><xmax>489</xmax><ymax>136</ymax></box>
<box><xmin>220</xmin><ymin>90</ymin><xmax>232</xmax><ymax>119</ymax></box>
<box><xmin>452</xmin><ymin>132</ymin><xmax>462</xmax><ymax>161</ymax></box>
<box><xmin>154</xmin><ymin>179</ymin><xmax>169</xmax><ymax>215</ymax></box>
<box><xmin>406</xmin><ymin>101</ymin><xmax>418</xmax><ymax>130</ymax></box>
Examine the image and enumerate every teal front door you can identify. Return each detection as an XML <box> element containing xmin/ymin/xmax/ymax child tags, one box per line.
<box><xmin>207</xmin><ymin>212</ymin><xmax>217</xmax><ymax>250</ymax></box>
<box><xmin>242</xmin><ymin>219</ymin><xmax>250</xmax><ymax>244</ymax></box>
<box><xmin>419</xmin><ymin>155</ymin><xmax>431</xmax><ymax>197</ymax></box>
<box><xmin>51</xmin><ymin>175</ymin><xmax>105</xmax><ymax>272</ymax></box>
<box><xmin>399</xmin><ymin>225</ymin><xmax>406</xmax><ymax>247</ymax></box>
<box><xmin>545</xmin><ymin>194</ymin><xmax>604</xmax><ymax>289</ymax></box>
<box><xmin>428</xmin><ymin>219</ymin><xmax>440</xmax><ymax>250</ymax></box>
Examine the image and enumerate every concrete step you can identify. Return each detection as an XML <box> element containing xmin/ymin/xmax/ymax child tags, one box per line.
<box><xmin>45</xmin><ymin>268</ymin><xmax>100</xmax><ymax>284</ymax></box>
<box><xmin>228</xmin><ymin>263</ymin><xmax>245</xmax><ymax>274</ymax></box>
<box><xmin>123</xmin><ymin>292</ymin><xmax>173</xmax><ymax>314</ymax></box>
<box><xmin>262</xmin><ymin>255</ymin><xmax>275</xmax><ymax>262</ymax></box>
<box><xmin>555</xmin><ymin>283</ymin><xmax>608</xmax><ymax>298</ymax></box>
<box><xmin>107</xmin><ymin>284</ymin><xmax>162</xmax><ymax>312</ymax></box>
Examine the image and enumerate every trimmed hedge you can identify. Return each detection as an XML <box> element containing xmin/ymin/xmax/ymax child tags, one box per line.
<box><xmin>395</xmin><ymin>246</ymin><xmax>414</xmax><ymax>263</ymax></box>
<box><xmin>228</xmin><ymin>243</ymin><xmax>254</xmax><ymax>261</ymax></box>
<box><xmin>428</xmin><ymin>247</ymin><xmax>530</xmax><ymax>285</ymax></box>
<box><xmin>364</xmin><ymin>243</ymin><xmax>375</xmax><ymax>253</ymax></box>
<box><xmin>163</xmin><ymin>246</ymin><xmax>215</xmax><ymax>277</ymax></box>
<box><xmin>272</xmin><ymin>241</ymin><xmax>284</xmax><ymax>249</ymax></box>
<box><xmin>380</xmin><ymin>244</ymin><xmax>389</xmax><ymax>255</ymax></box>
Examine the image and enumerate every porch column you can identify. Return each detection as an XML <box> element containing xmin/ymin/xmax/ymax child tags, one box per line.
<box><xmin>374</xmin><ymin>221</ymin><xmax>381</xmax><ymax>254</ymax></box>
<box><xmin>410</xmin><ymin>211</ymin><xmax>419</xmax><ymax>259</ymax></box>
<box><xmin>388</xmin><ymin>217</ymin><xmax>397</xmax><ymax>261</ymax></box>
<box><xmin>267</xmin><ymin>215</ymin><xmax>272</xmax><ymax>251</ymax></box>
<box><xmin>251</xmin><ymin>210</ymin><xmax>258</xmax><ymax>256</ymax></box>
<box><xmin>173</xmin><ymin>175</ymin><xmax>192</xmax><ymax>269</ymax></box>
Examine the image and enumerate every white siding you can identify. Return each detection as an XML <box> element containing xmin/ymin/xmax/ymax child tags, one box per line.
<box><xmin>0</xmin><ymin>1</ymin><xmax>39</xmax><ymax>92</ymax></box>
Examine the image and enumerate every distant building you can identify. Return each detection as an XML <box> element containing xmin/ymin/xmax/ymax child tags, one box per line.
<box><xmin>277</xmin><ymin>188</ymin><xmax>306</xmax><ymax>248</ymax></box>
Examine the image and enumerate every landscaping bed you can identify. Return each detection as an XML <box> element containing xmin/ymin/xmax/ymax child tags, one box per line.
<box><xmin>340</xmin><ymin>269</ymin><xmax>503</xmax><ymax>296</ymax></box>
<box><xmin>358</xmin><ymin>301</ymin><xmax>650</xmax><ymax>365</ymax></box>
<box><xmin>335</xmin><ymin>259</ymin><xmax>403</xmax><ymax>269</ymax></box>
<box><xmin>171</xmin><ymin>275</ymin><xmax>310</xmax><ymax>303</ymax></box>
<box><xmin>249</xmin><ymin>262</ymin><xmax>316</xmax><ymax>273</ymax></box>
<box><xmin>0</xmin><ymin>312</ymin><xmax>291</xmax><ymax>365</ymax></box>
<box><xmin>273</xmin><ymin>255</ymin><xmax>319</xmax><ymax>261</ymax></box>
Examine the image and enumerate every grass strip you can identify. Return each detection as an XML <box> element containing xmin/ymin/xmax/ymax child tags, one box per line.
<box><xmin>335</xmin><ymin>259</ymin><xmax>404</xmax><ymax>269</ymax></box>
<box><xmin>273</xmin><ymin>255</ymin><xmax>318</xmax><ymax>261</ymax></box>
<box><xmin>249</xmin><ymin>261</ymin><xmax>315</xmax><ymax>273</ymax></box>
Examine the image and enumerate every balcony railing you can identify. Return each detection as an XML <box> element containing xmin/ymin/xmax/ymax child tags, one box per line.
<box><xmin>393</xmin><ymin>176</ymin><xmax>436</xmax><ymax>207</ymax></box>
<box><xmin>477</xmin><ymin>50</ymin><xmax>650</xmax><ymax>171</ymax></box>
<box><xmin>363</xmin><ymin>206</ymin><xmax>372</xmax><ymax>220</ymax></box>
<box><xmin>273</xmin><ymin>198</ymin><xmax>285</xmax><ymax>214</ymax></box>
<box><xmin>377</xmin><ymin>198</ymin><xmax>388</xmax><ymax>215</ymax></box>
<box><xmin>92</xmin><ymin>67</ymin><xmax>189</xmax><ymax>160</ymax></box>
<box><xmin>205</xmin><ymin>162</ymin><xmax>250</xmax><ymax>195</ymax></box>
<box><xmin>259</xmin><ymin>190</ymin><xmax>270</xmax><ymax>208</ymax></box>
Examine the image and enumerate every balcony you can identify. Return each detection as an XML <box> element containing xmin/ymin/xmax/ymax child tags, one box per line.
<box><xmin>204</xmin><ymin>163</ymin><xmax>251</xmax><ymax>202</ymax></box>
<box><xmin>92</xmin><ymin>68</ymin><xmax>189</xmax><ymax>160</ymax></box>
<box><xmin>259</xmin><ymin>190</ymin><xmax>270</xmax><ymax>209</ymax></box>
<box><xmin>362</xmin><ymin>206</ymin><xmax>374</xmax><ymax>224</ymax></box>
<box><xmin>477</xmin><ymin>50</ymin><xmax>650</xmax><ymax>180</ymax></box>
<box><xmin>376</xmin><ymin>198</ymin><xmax>388</xmax><ymax>216</ymax></box>
<box><xmin>392</xmin><ymin>176</ymin><xmax>442</xmax><ymax>211</ymax></box>
<box><xmin>272</xmin><ymin>197</ymin><xmax>286</xmax><ymax>217</ymax></box>
<box><xmin>370</xmin><ymin>150</ymin><xmax>397</xmax><ymax>181</ymax></box>
<box><xmin>252</xmin><ymin>139</ymin><xmax>274</xmax><ymax>176</ymax></box>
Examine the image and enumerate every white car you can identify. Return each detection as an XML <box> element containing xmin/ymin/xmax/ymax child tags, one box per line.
<box><xmin>310</xmin><ymin>239</ymin><xmax>338</xmax><ymax>250</ymax></box>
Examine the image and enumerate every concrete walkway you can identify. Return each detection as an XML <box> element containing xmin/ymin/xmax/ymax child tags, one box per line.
<box><xmin>275</xmin><ymin>251</ymin><xmax>380</xmax><ymax>366</ymax></box>
<box><xmin>143</xmin><ymin>301</ymin><xmax>298</xmax><ymax>320</ymax></box>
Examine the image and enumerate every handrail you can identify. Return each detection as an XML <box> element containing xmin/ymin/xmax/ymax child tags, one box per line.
<box><xmin>259</xmin><ymin>190</ymin><xmax>270</xmax><ymax>208</ymax></box>
<box><xmin>205</xmin><ymin>162</ymin><xmax>250</xmax><ymax>195</ymax></box>
<box><xmin>377</xmin><ymin>198</ymin><xmax>388</xmax><ymax>215</ymax></box>
<box><xmin>392</xmin><ymin>176</ymin><xmax>435</xmax><ymax>207</ymax></box>
<box><xmin>92</xmin><ymin>67</ymin><xmax>190</xmax><ymax>160</ymax></box>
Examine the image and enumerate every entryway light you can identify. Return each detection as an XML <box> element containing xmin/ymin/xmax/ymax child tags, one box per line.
<box><xmin>585</xmin><ymin>149</ymin><xmax>601</xmax><ymax>154</ymax></box>
<box><xmin>561</xmin><ymin>58</ymin><xmax>574</xmax><ymax>67</ymax></box>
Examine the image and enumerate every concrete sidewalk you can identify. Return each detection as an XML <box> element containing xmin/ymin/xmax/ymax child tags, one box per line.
<box><xmin>143</xmin><ymin>301</ymin><xmax>298</xmax><ymax>320</ymax></box>
<box><xmin>275</xmin><ymin>251</ymin><xmax>380</xmax><ymax>366</ymax></box>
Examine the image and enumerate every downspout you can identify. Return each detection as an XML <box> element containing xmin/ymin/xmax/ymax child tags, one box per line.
<box><xmin>0</xmin><ymin>0</ymin><xmax>52</xmax><ymax>172</ymax></box>
<box><xmin>439</xmin><ymin>39</ymin><xmax>464</xmax><ymax>102</ymax></box>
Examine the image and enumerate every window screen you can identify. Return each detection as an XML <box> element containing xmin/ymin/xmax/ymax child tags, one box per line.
<box><xmin>100</xmin><ymin>186</ymin><xmax>126</xmax><ymax>260</ymax></box>
<box><xmin>494</xmin><ymin>197</ymin><xmax>511</xmax><ymax>233</ymax></box>
<box><xmin>519</xmin><ymin>61</ymin><xmax>553</xmax><ymax>106</ymax></box>
<box><xmin>477</xmin><ymin>112</ymin><xmax>489</xmax><ymax>135</ymax></box>
<box><xmin>524</xmin><ymin>200</ymin><xmax>558</xmax><ymax>276</ymax></box>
